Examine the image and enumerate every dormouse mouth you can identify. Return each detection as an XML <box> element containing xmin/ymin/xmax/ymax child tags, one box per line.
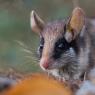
<box><xmin>44</xmin><ymin>65</ymin><xmax>64</xmax><ymax>70</ymax></box>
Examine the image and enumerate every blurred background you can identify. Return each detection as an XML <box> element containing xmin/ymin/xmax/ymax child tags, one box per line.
<box><xmin>0</xmin><ymin>0</ymin><xmax>95</xmax><ymax>74</ymax></box>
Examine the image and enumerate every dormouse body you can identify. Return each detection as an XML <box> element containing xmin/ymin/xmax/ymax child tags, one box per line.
<box><xmin>31</xmin><ymin>7</ymin><xmax>95</xmax><ymax>81</ymax></box>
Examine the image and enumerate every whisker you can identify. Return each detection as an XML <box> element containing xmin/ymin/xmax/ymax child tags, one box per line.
<box><xmin>15</xmin><ymin>40</ymin><xmax>35</xmax><ymax>52</ymax></box>
<box><xmin>23</xmin><ymin>60</ymin><xmax>36</xmax><ymax>64</ymax></box>
<box><xmin>22</xmin><ymin>59</ymin><xmax>39</xmax><ymax>67</ymax></box>
<box><xmin>14</xmin><ymin>40</ymin><xmax>39</xmax><ymax>65</ymax></box>
<box><xmin>21</xmin><ymin>48</ymin><xmax>33</xmax><ymax>55</ymax></box>
<box><xmin>15</xmin><ymin>40</ymin><xmax>29</xmax><ymax>49</ymax></box>
<box><xmin>15</xmin><ymin>40</ymin><xmax>35</xmax><ymax>54</ymax></box>
<box><xmin>24</xmin><ymin>56</ymin><xmax>38</xmax><ymax>62</ymax></box>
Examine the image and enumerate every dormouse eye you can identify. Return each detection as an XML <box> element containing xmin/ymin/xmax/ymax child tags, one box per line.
<box><xmin>37</xmin><ymin>37</ymin><xmax>44</xmax><ymax>58</ymax></box>
<box><xmin>55</xmin><ymin>37</ymin><xmax>70</xmax><ymax>53</ymax></box>
<box><xmin>57</xmin><ymin>43</ymin><xmax>64</xmax><ymax>50</ymax></box>
<box><xmin>39</xmin><ymin>45</ymin><xmax>44</xmax><ymax>52</ymax></box>
<box><xmin>37</xmin><ymin>45</ymin><xmax>44</xmax><ymax>58</ymax></box>
<box><xmin>53</xmin><ymin>37</ymin><xmax>70</xmax><ymax>59</ymax></box>
<box><xmin>55</xmin><ymin>43</ymin><xmax>65</xmax><ymax>53</ymax></box>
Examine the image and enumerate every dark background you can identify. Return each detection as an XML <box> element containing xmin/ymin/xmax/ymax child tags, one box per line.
<box><xmin>0</xmin><ymin>0</ymin><xmax>95</xmax><ymax>74</ymax></box>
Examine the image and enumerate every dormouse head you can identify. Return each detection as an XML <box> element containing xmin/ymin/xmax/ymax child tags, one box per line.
<box><xmin>30</xmin><ymin>7</ymin><xmax>85</xmax><ymax>71</ymax></box>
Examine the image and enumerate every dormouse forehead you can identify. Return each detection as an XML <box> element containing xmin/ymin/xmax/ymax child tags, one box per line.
<box><xmin>42</xmin><ymin>20</ymin><xmax>66</xmax><ymax>41</ymax></box>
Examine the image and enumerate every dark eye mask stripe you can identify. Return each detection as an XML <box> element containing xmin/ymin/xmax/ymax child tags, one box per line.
<box><xmin>53</xmin><ymin>37</ymin><xmax>70</xmax><ymax>59</ymax></box>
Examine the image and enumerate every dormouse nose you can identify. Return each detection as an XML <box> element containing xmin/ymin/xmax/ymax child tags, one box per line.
<box><xmin>40</xmin><ymin>58</ymin><xmax>50</xmax><ymax>70</ymax></box>
<box><xmin>42</xmin><ymin>62</ymin><xmax>49</xmax><ymax>69</ymax></box>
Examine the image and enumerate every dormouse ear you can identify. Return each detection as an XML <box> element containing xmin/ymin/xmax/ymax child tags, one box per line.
<box><xmin>30</xmin><ymin>10</ymin><xmax>45</xmax><ymax>34</ymax></box>
<box><xmin>65</xmin><ymin>7</ymin><xmax>85</xmax><ymax>42</ymax></box>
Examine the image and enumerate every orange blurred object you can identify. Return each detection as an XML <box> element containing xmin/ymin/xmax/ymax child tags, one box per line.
<box><xmin>4</xmin><ymin>73</ymin><xmax>73</xmax><ymax>95</ymax></box>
